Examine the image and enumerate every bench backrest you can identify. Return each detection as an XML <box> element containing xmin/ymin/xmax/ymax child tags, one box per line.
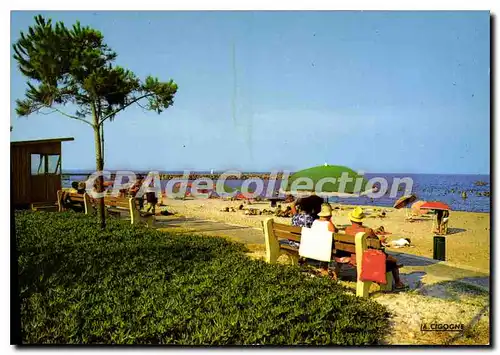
<box><xmin>67</xmin><ymin>193</ymin><xmax>84</xmax><ymax>202</ymax></box>
<box><xmin>271</xmin><ymin>221</ymin><xmax>381</xmax><ymax>254</ymax></box>
<box><xmin>103</xmin><ymin>196</ymin><xmax>136</xmax><ymax>210</ymax></box>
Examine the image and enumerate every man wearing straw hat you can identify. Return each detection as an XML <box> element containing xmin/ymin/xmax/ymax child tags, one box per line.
<box><xmin>345</xmin><ymin>207</ymin><xmax>407</xmax><ymax>290</ymax></box>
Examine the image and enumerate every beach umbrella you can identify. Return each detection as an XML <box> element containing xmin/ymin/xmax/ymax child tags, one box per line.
<box><xmin>419</xmin><ymin>201</ymin><xmax>451</xmax><ymax>211</ymax></box>
<box><xmin>293</xmin><ymin>195</ymin><xmax>325</xmax><ymax>215</ymax></box>
<box><xmin>280</xmin><ymin>164</ymin><xmax>370</xmax><ymax>198</ymax></box>
<box><xmin>393</xmin><ymin>194</ymin><xmax>417</xmax><ymax>209</ymax></box>
<box><xmin>411</xmin><ymin>200</ymin><xmax>429</xmax><ymax>215</ymax></box>
<box><xmin>235</xmin><ymin>192</ymin><xmax>250</xmax><ymax>200</ymax></box>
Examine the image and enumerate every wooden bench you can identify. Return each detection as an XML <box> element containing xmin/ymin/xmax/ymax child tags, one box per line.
<box><xmin>90</xmin><ymin>196</ymin><xmax>155</xmax><ymax>227</ymax></box>
<box><xmin>57</xmin><ymin>190</ymin><xmax>155</xmax><ymax>227</ymax></box>
<box><xmin>57</xmin><ymin>191</ymin><xmax>94</xmax><ymax>214</ymax></box>
<box><xmin>263</xmin><ymin>218</ymin><xmax>393</xmax><ymax>298</ymax></box>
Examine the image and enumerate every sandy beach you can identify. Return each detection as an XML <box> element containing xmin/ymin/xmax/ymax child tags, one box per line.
<box><xmin>162</xmin><ymin>197</ymin><xmax>490</xmax><ymax>272</ymax></box>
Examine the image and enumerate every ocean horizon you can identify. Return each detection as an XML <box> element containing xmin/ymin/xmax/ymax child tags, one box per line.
<box><xmin>61</xmin><ymin>171</ymin><xmax>490</xmax><ymax>213</ymax></box>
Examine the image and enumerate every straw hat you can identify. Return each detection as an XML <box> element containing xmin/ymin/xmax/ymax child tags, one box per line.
<box><xmin>317</xmin><ymin>203</ymin><xmax>332</xmax><ymax>217</ymax></box>
<box><xmin>349</xmin><ymin>206</ymin><xmax>365</xmax><ymax>222</ymax></box>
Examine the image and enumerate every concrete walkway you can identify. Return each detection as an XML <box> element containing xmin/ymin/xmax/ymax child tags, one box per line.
<box><xmin>155</xmin><ymin>215</ymin><xmax>265</xmax><ymax>244</ymax></box>
<box><xmin>154</xmin><ymin>215</ymin><xmax>490</xmax><ymax>291</ymax></box>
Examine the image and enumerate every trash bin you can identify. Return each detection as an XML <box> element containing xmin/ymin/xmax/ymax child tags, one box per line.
<box><xmin>433</xmin><ymin>236</ymin><xmax>446</xmax><ymax>261</ymax></box>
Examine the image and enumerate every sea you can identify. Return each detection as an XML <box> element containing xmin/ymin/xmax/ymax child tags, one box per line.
<box><xmin>62</xmin><ymin>171</ymin><xmax>490</xmax><ymax>213</ymax></box>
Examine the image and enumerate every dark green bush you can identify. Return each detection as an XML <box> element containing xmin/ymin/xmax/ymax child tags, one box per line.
<box><xmin>15</xmin><ymin>211</ymin><xmax>390</xmax><ymax>345</ymax></box>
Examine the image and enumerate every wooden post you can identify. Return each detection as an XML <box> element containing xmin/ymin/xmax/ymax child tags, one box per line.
<box><xmin>146</xmin><ymin>214</ymin><xmax>155</xmax><ymax>228</ymax></box>
<box><xmin>264</xmin><ymin>218</ymin><xmax>280</xmax><ymax>264</ymax></box>
<box><xmin>56</xmin><ymin>190</ymin><xmax>64</xmax><ymax>212</ymax></box>
<box><xmin>129</xmin><ymin>197</ymin><xmax>138</xmax><ymax>225</ymax></box>
<box><xmin>355</xmin><ymin>232</ymin><xmax>371</xmax><ymax>298</ymax></box>
<box><xmin>83</xmin><ymin>193</ymin><xmax>95</xmax><ymax>215</ymax></box>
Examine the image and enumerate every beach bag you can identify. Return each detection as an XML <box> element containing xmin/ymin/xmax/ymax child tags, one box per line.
<box><xmin>298</xmin><ymin>227</ymin><xmax>332</xmax><ymax>262</ymax></box>
<box><xmin>359</xmin><ymin>249</ymin><xmax>387</xmax><ymax>284</ymax></box>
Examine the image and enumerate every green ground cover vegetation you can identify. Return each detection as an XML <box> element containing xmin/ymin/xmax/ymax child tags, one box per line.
<box><xmin>16</xmin><ymin>211</ymin><xmax>389</xmax><ymax>345</ymax></box>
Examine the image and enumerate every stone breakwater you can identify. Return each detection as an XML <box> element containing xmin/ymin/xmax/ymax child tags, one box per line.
<box><xmin>62</xmin><ymin>172</ymin><xmax>288</xmax><ymax>183</ymax></box>
<box><xmin>63</xmin><ymin>172</ymin><xmax>288</xmax><ymax>181</ymax></box>
<box><xmin>157</xmin><ymin>173</ymin><xmax>286</xmax><ymax>181</ymax></box>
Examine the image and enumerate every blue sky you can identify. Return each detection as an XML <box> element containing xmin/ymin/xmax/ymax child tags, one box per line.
<box><xmin>10</xmin><ymin>11</ymin><xmax>490</xmax><ymax>174</ymax></box>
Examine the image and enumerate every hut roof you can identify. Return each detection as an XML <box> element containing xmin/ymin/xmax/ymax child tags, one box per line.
<box><xmin>11</xmin><ymin>137</ymin><xmax>74</xmax><ymax>146</ymax></box>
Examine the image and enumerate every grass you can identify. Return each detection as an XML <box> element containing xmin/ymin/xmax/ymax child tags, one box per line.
<box><xmin>15</xmin><ymin>211</ymin><xmax>390</xmax><ymax>345</ymax></box>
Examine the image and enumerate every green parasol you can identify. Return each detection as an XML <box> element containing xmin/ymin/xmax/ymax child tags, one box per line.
<box><xmin>280</xmin><ymin>164</ymin><xmax>370</xmax><ymax>197</ymax></box>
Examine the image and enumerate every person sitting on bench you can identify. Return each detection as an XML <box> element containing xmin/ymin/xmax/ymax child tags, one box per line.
<box><xmin>60</xmin><ymin>182</ymin><xmax>85</xmax><ymax>212</ymax></box>
<box><xmin>345</xmin><ymin>207</ymin><xmax>407</xmax><ymax>289</ymax></box>
<box><xmin>311</xmin><ymin>203</ymin><xmax>338</xmax><ymax>233</ymax></box>
<box><xmin>290</xmin><ymin>195</ymin><xmax>324</xmax><ymax>227</ymax></box>
<box><xmin>144</xmin><ymin>191</ymin><xmax>159</xmax><ymax>214</ymax></box>
<box><xmin>310</xmin><ymin>203</ymin><xmax>339</xmax><ymax>277</ymax></box>
<box><xmin>284</xmin><ymin>196</ymin><xmax>324</xmax><ymax>248</ymax></box>
<box><xmin>129</xmin><ymin>176</ymin><xmax>145</xmax><ymax>210</ymax></box>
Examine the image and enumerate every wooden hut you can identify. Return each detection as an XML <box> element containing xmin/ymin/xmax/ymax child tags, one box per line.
<box><xmin>11</xmin><ymin>137</ymin><xmax>74</xmax><ymax>209</ymax></box>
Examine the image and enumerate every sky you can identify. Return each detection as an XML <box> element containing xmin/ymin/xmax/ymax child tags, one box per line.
<box><xmin>10</xmin><ymin>11</ymin><xmax>490</xmax><ymax>174</ymax></box>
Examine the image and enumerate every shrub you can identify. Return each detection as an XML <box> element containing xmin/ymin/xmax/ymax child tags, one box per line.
<box><xmin>15</xmin><ymin>211</ymin><xmax>390</xmax><ymax>345</ymax></box>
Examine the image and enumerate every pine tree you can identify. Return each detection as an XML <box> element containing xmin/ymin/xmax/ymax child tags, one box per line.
<box><xmin>13</xmin><ymin>15</ymin><xmax>178</xmax><ymax>228</ymax></box>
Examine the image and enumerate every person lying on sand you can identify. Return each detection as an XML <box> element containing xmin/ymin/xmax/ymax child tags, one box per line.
<box><xmin>385</xmin><ymin>238</ymin><xmax>411</xmax><ymax>248</ymax></box>
<box><xmin>345</xmin><ymin>207</ymin><xmax>407</xmax><ymax>290</ymax></box>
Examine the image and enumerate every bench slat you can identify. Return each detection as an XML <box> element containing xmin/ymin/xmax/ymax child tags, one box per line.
<box><xmin>273</xmin><ymin>223</ymin><xmax>302</xmax><ymax>234</ymax></box>
<box><xmin>275</xmin><ymin>230</ymin><xmax>302</xmax><ymax>241</ymax></box>
<box><xmin>280</xmin><ymin>244</ymin><xmax>299</xmax><ymax>252</ymax></box>
<box><xmin>66</xmin><ymin>193</ymin><xmax>84</xmax><ymax>202</ymax></box>
<box><xmin>335</xmin><ymin>234</ymin><xmax>381</xmax><ymax>249</ymax></box>
<box><xmin>333</xmin><ymin>241</ymin><xmax>356</xmax><ymax>254</ymax></box>
<box><xmin>279</xmin><ymin>244</ymin><xmax>353</xmax><ymax>262</ymax></box>
<box><xmin>103</xmin><ymin>198</ymin><xmax>130</xmax><ymax>209</ymax></box>
<box><xmin>333</xmin><ymin>234</ymin><xmax>355</xmax><ymax>244</ymax></box>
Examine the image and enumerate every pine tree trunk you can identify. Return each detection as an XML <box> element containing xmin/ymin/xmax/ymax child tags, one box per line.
<box><xmin>93</xmin><ymin>114</ymin><xmax>106</xmax><ymax>229</ymax></box>
<box><xmin>101</xmin><ymin>122</ymin><xmax>105</xmax><ymax>161</ymax></box>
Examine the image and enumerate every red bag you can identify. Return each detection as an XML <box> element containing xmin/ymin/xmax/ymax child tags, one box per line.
<box><xmin>359</xmin><ymin>249</ymin><xmax>387</xmax><ymax>284</ymax></box>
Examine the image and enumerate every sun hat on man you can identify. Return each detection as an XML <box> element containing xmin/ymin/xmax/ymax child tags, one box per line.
<box><xmin>349</xmin><ymin>206</ymin><xmax>366</xmax><ymax>222</ymax></box>
<box><xmin>317</xmin><ymin>203</ymin><xmax>333</xmax><ymax>217</ymax></box>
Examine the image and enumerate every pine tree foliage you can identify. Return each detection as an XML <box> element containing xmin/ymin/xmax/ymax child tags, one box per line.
<box><xmin>13</xmin><ymin>15</ymin><xmax>178</xmax><ymax>228</ymax></box>
<box><xmin>13</xmin><ymin>15</ymin><xmax>178</xmax><ymax>125</ymax></box>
